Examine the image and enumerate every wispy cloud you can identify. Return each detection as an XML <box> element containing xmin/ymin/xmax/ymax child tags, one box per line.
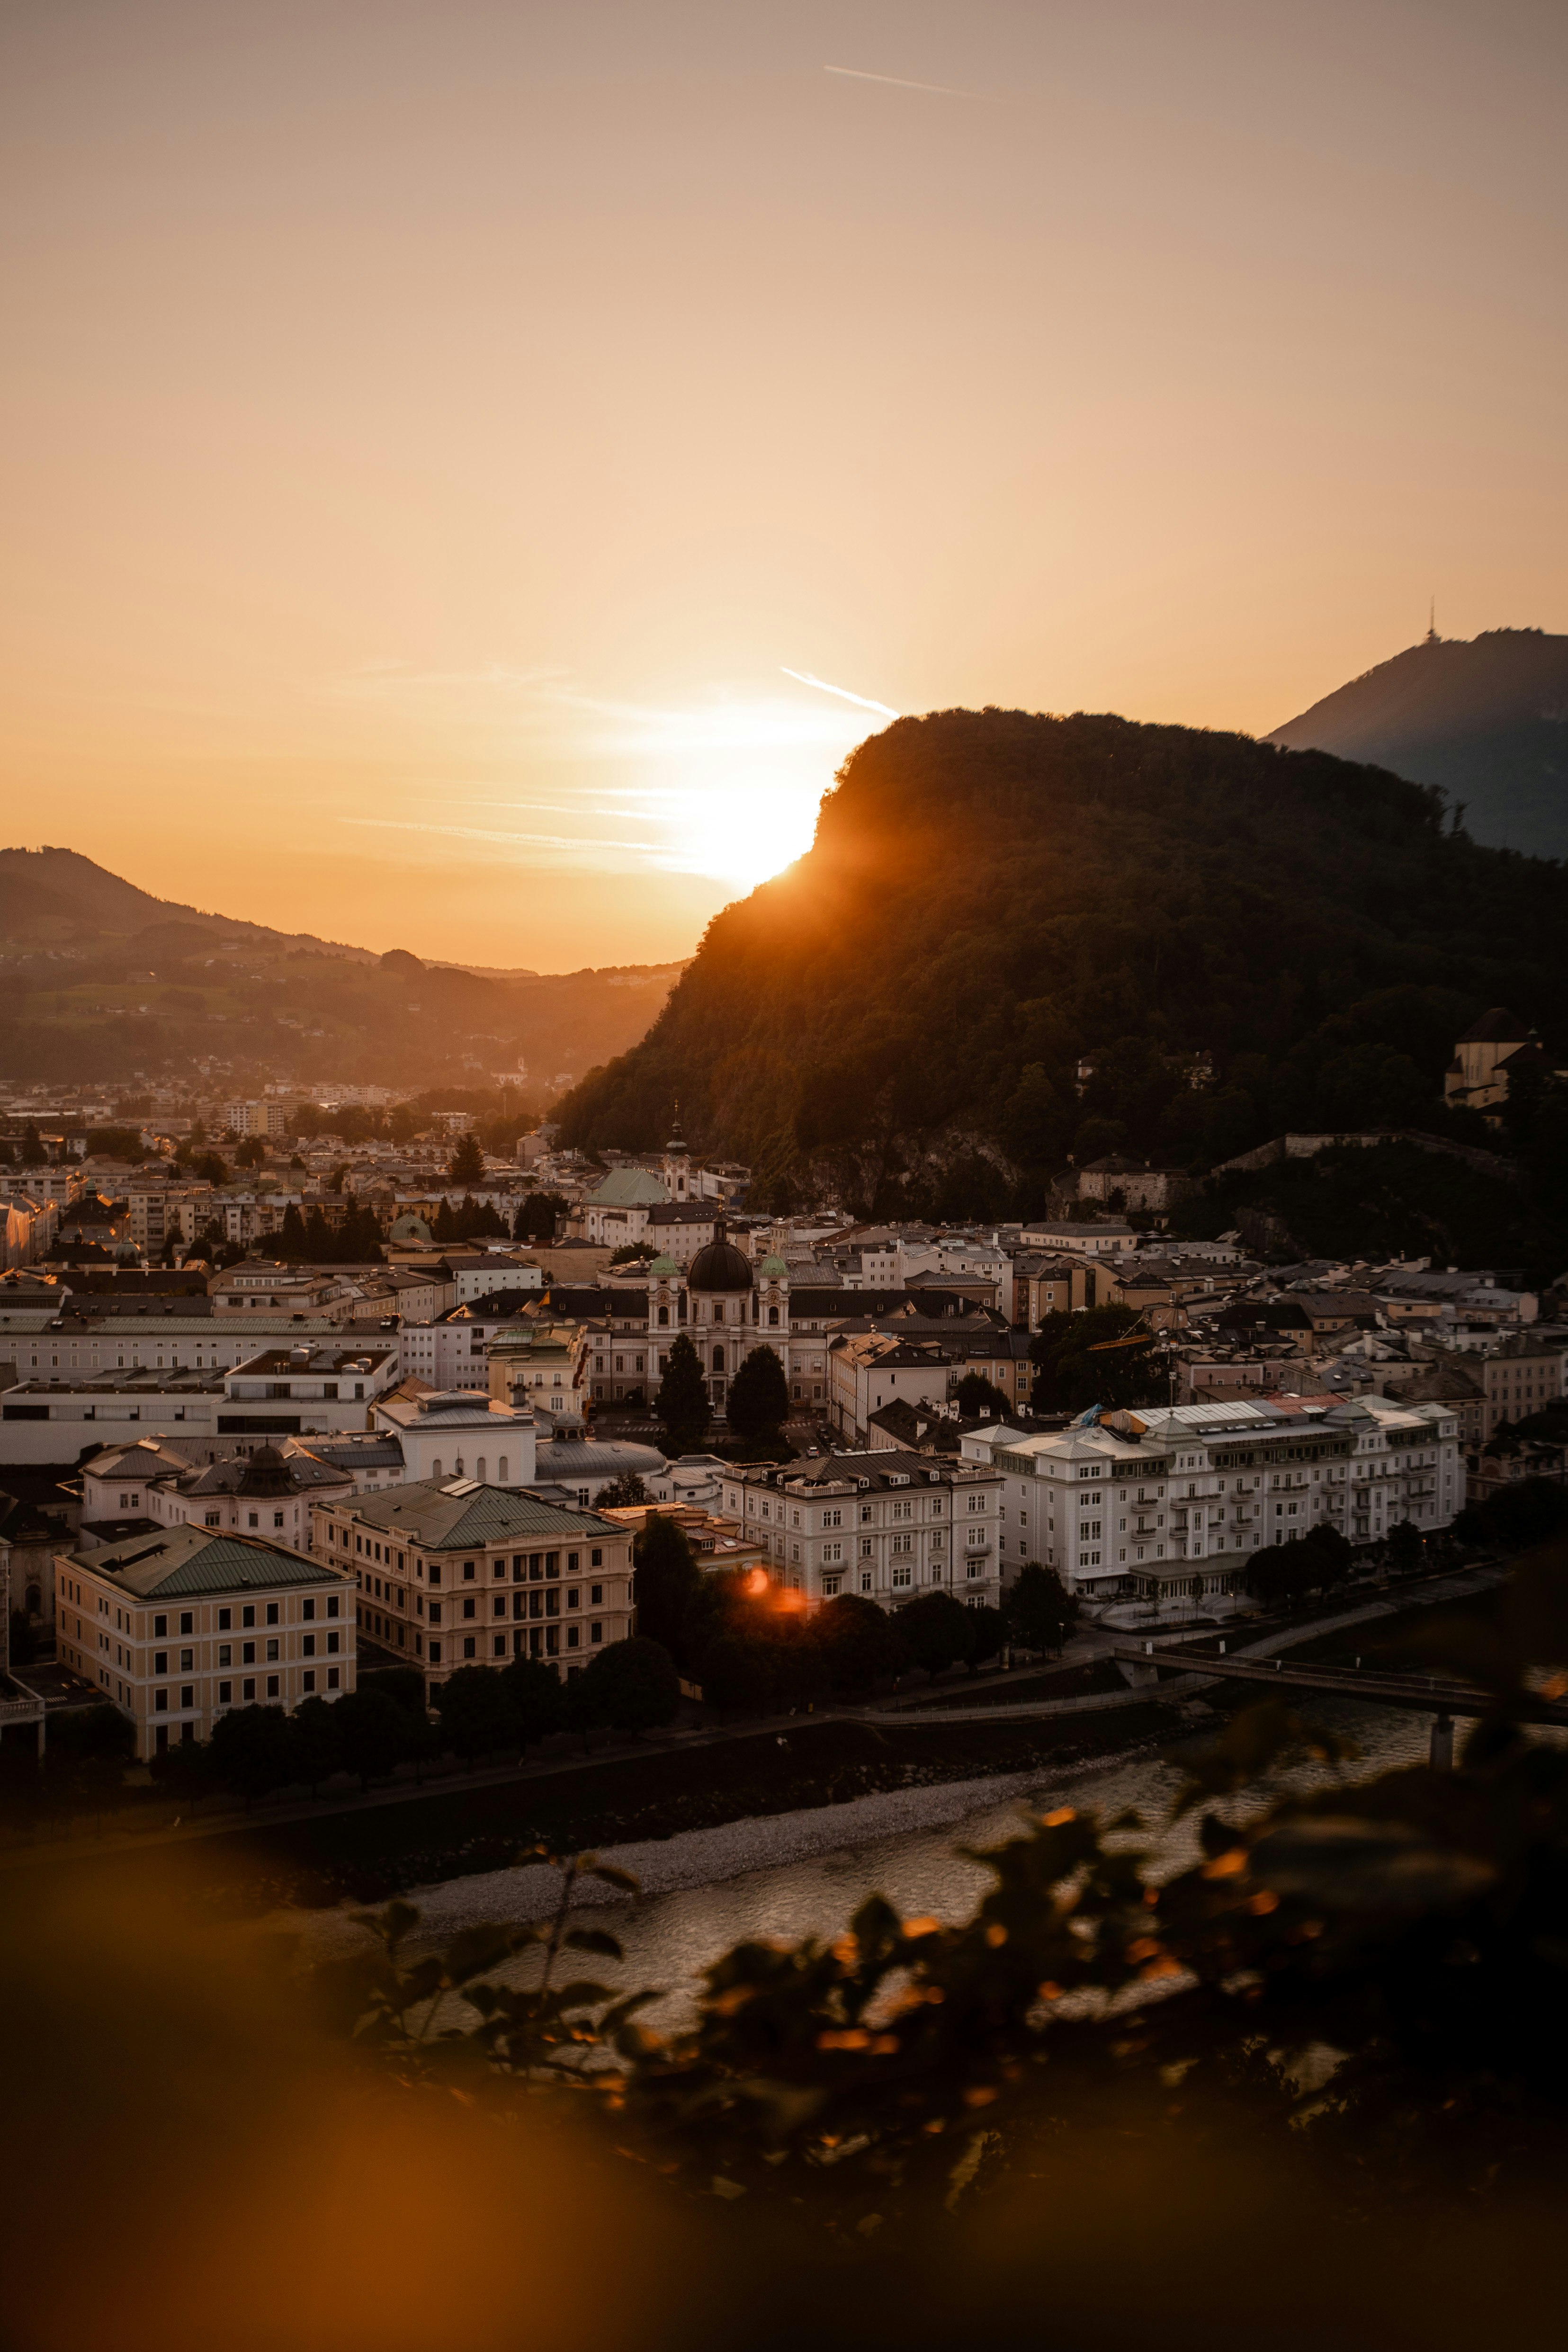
<box><xmin>824</xmin><ymin>64</ymin><xmax>1000</xmax><ymax>102</ymax></box>
<box><xmin>780</xmin><ymin>667</ymin><xmax>901</xmax><ymax>719</ymax></box>
<box><xmin>340</xmin><ymin>816</ymin><xmax>660</xmax><ymax>856</ymax></box>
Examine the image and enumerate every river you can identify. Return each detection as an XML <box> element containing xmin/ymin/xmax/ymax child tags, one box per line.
<box><xmin>293</xmin><ymin>1696</ymin><xmax>1444</xmax><ymax>2029</ymax></box>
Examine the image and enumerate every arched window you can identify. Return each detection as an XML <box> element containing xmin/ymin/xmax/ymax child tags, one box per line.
<box><xmin>712</xmin><ymin>1344</ymin><xmax>725</xmax><ymax>1371</ymax></box>
<box><xmin>454</xmin><ymin>1456</ymin><xmax>465</xmax><ymax>1476</ymax></box>
<box><xmin>432</xmin><ymin>1458</ymin><xmax>443</xmax><ymax>1479</ymax></box>
<box><xmin>768</xmin><ymin>1305</ymin><xmax>780</xmax><ymax>1327</ymax></box>
<box><xmin>657</xmin><ymin>1304</ymin><xmax>669</xmax><ymax>1326</ymax></box>
<box><xmin>475</xmin><ymin>1457</ymin><xmax>486</xmax><ymax>1482</ymax></box>
<box><xmin>498</xmin><ymin>1456</ymin><xmax>509</xmax><ymax>1483</ymax></box>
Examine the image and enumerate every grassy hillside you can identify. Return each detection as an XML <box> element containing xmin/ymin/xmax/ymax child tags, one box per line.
<box><xmin>557</xmin><ymin>709</ymin><xmax>1568</xmax><ymax>1231</ymax></box>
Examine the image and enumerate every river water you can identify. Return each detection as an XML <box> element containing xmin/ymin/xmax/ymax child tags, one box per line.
<box><xmin>296</xmin><ymin>1698</ymin><xmax>1444</xmax><ymax>2030</ymax></box>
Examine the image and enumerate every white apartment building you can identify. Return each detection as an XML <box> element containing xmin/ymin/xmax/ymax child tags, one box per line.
<box><xmin>717</xmin><ymin>1452</ymin><xmax>1004</xmax><ymax>1611</ymax></box>
<box><xmin>961</xmin><ymin>1393</ymin><xmax>1464</xmax><ymax>1612</ymax></box>
<box><xmin>54</xmin><ymin>1523</ymin><xmax>357</xmax><ymax>1758</ymax></box>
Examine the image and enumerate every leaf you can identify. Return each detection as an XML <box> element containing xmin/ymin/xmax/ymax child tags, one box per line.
<box><xmin>442</xmin><ymin>1923</ymin><xmax>527</xmax><ymax>1985</ymax></box>
<box><xmin>564</xmin><ymin>1928</ymin><xmax>625</xmax><ymax>1961</ymax></box>
<box><xmin>1503</xmin><ymin>1547</ymin><xmax>1568</xmax><ymax>1670</ymax></box>
<box><xmin>599</xmin><ymin>1988</ymin><xmax>663</xmax><ymax>2036</ymax></box>
<box><xmin>1249</xmin><ymin>1817</ymin><xmax>1496</xmax><ymax>1914</ymax></box>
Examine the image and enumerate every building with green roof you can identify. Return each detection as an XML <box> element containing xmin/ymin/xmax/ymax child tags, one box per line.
<box><xmin>55</xmin><ymin>1522</ymin><xmax>356</xmax><ymax>1759</ymax></box>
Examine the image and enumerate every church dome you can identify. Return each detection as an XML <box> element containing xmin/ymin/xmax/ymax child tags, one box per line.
<box><xmin>687</xmin><ymin>1221</ymin><xmax>752</xmax><ymax>1292</ymax></box>
<box><xmin>759</xmin><ymin>1253</ymin><xmax>789</xmax><ymax>1279</ymax></box>
<box><xmin>389</xmin><ymin>1211</ymin><xmax>433</xmax><ymax>1244</ymax></box>
<box><xmin>647</xmin><ymin>1253</ymin><xmax>681</xmax><ymax>1277</ymax></box>
<box><xmin>237</xmin><ymin>1444</ymin><xmax>296</xmax><ymax>1498</ymax></box>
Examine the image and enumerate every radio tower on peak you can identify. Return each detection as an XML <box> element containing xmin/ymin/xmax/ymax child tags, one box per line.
<box><xmin>1425</xmin><ymin>596</ymin><xmax>1440</xmax><ymax>644</ymax></box>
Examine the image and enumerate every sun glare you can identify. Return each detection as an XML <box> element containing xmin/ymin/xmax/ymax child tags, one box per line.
<box><xmin>595</xmin><ymin>688</ymin><xmax>876</xmax><ymax>891</ymax></box>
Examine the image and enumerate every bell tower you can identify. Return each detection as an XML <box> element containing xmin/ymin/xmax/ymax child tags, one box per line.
<box><xmin>661</xmin><ymin>1110</ymin><xmax>691</xmax><ymax>1199</ymax></box>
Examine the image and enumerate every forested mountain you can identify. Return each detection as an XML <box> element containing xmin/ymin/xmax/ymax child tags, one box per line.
<box><xmin>557</xmin><ymin>709</ymin><xmax>1568</xmax><ymax>1220</ymax></box>
<box><xmin>0</xmin><ymin>849</ymin><xmax>681</xmax><ymax>1092</ymax></box>
<box><xmin>1270</xmin><ymin>629</ymin><xmax>1568</xmax><ymax>860</ymax></box>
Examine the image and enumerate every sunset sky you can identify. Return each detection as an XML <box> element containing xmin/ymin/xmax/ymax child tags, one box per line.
<box><xmin>3</xmin><ymin>0</ymin><xmax>1564</xmax><ymax>970</ymax></box>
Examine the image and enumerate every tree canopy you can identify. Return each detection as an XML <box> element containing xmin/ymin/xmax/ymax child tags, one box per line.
<box><xmin>552</xmin><ymin>709</ymin><xmax>1568</xmax><ymax>1233</ymax></box>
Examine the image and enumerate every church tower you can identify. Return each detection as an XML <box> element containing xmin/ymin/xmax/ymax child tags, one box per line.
<box><xmin>661</xmin><ymin>1114</ymin><xmax>691</xmax><ymax>1199</ymax></box>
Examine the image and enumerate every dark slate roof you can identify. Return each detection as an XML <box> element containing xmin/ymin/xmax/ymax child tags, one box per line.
<box><xmin>1456</xmin><ymin>1006</ymin><xmax>1523</xmax><ymax>1044</ymax></box>
<box><xmin>336</xmin><ymin>1476</ymin><xmax>621</xmax><ymax>1550</ymax></box>
<box><xmin>71</xmin><ymin>1523</ymin><xmax>340</xmax><ymax>1596</ymax></box>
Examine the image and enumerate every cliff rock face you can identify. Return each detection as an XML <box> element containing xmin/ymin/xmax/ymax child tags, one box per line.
<box><xmin>556</xmin><ymin>708</ymin><xmax>1568</xmax><ymax>1208</ymax></box>
<box><xmin>1270</xmin><ymin>630</ymin><xmax>1568</xmax><ymax>860</ymax></box>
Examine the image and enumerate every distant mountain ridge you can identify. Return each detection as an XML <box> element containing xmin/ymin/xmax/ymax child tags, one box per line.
<box><xmin>0</xmin><ymin>848</ymin><xmax>374</xmax><ymax>960</ymax></box>
<box><xmin>1269</xmin><ymin>628</ymin><xmax>1568</xmax><ymax>859</ymax></box>
<box><xmin>0</xmin><ymin>847</ymin><xmax>682</xmax><ymax>1091</ymax></box>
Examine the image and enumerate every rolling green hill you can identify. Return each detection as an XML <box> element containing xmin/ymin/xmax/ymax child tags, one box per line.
<box><xmin>557</xmin><ymin>709</ymin><xmax>1568</xmax><ymax>1230</ymax></box>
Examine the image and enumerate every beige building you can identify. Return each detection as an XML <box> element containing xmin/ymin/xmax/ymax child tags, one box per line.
<box><xmin>1443</xmin><ymin>1007</ymin><xmax>1568</xmax><ymax>1115</ymax></box>
<box><xmin>54</xmin><ymin>1523</ymin><xmax>357</xmax><ymax>1759</ymax></box>
<box><xmin>1478</xmin><ymin>1333</ymin><xmax>1567</xmax><ymax>1438</ymax></box>
<box><xmin>311</xmin><ymin>1476</ymin><xmax>634</xmax><ymax>1689</ymax></box>
<box><xmin>717</xmin><ymin>1452</ymin><xmax>1004</xmax><ymax>1611</ymax></box>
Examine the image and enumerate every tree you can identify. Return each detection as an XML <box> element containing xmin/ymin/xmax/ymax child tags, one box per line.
<box><xmin>596</xmin><ymin>1470</ymin><xmax>649</xmax><ymax>1508</ymax></box>
<box><xmin>1386</xmin><ymin>1517</ymin><xmax>1425</xmax><ymax>1577</ymax></box>
<box><xmin>1004</xmin><ymin>1562</ymin><xmax>1080</xmax><ymax>1655</ymax></box>
<box><xmin>275</xmin><ymin>1203</ymin><xmax>308</xmax><ymax>1260</ymax></box>
<box><xmin>448</xmin><ymin>1131</ymin><xmax>484</xmax><ymax>1186</ymax></box>
<box><xmin>1247</xmin><ymin>1542</ymin><xmax>1319</xmax><ymax>1610</ymax></box>
<box><xmin>726</xmin><ymin>1346</ymin><xmax>791</xmax><ymax>1440</ymax></box>
<box><xmin>435</xmin><ymin>1666</ymin><xmax>518</xmax><ymax>1765</ymax></box>
<box><xmin>513</xmin><ymin>1192</ymin><xmax>563</xmax><ymax>1243</ymax></box>
<box><xmin>47</xmin><ymin>1703</ymin><xmax>135</xmax><ymax>1827</ymax></box>
<box><xmin>234</xmin><ymin>1136</ymin><xmax>267</xmax><ymax>1169</ymax></box>
<box><xmin>208</xmin><ymin>1703</ymin><xmax>297</xmax><ymax>1809</ymax></box>
<box><xmin>895</xmin><ymin>1590</ymin><xmax>976</xmax><ymax>1679</ymax></box>
<box><xmin>632</xmin><ymin>1514</ymin><xmax>705</xmax><ymax>1663</ymax></box>
<box><xmin>190</xmin><ymin>1152</ymin><xmax>229</xmax><ymax>1186</ymax></box>
<box><xmin>581</xmin><ymin>1636</ymin><xmax>681</xmax><ymax>1736</ymax></box>
<box><xmin>810</xmin><ymin>1592</ymin><xmax>910</xmax><ymax>1694</ymax></box>
<box><xmin>609</xmin><ymin>1243</ymin><xmax>655</xmax><ymax>1266</ymax></box>
<box><xmin>561</xmin><ymin>1672</ymin><xmax>605</xmax><ymax>1751</ymax></box>
<box><xmin>964</xmin><ymin>1602</ymin><xmax>1009</xmax><ymax>1672</ymax></box>
<box><xmin>332</xmin><ymin>1685</ymin><xmax>420</xmax><ymax>1789</ymax></box>
<box><xmin>147</xmin><ymin>1735</ymin><xmax>217</xmax><ymax>1805</ymax></box>
<box><xmin>954</xmin><ymin>1371</ymin><xmax>1011</xmax><ymax>1421</ymax></box>
<box><xmin>1030</xmin><ymin>1306</ymin><xmax>1156</xmax><ymax>1415</ymax></box>
<box><xmin>499</xmin><ymin>1655</ymin><xmax>567</xmax><ymax>1747</ymax></box>
<box><xmin>20</xmin><ymin>1122</ymin><xmax>46</xmax><ymax>1164</ymax></box>
<box><xmin>699</xmin><ymin>1633</ymin><xmax>780</xmax><ymax>1717</ymax></box>
<box><xmin>287</xmin><ymin>1697</ymin><xmax>343</xmax><ymax>1797</ymax></box>
<box><xmin>654</xmin><ymin>1333</ymin><xmax>709</xmax><ymax>1455</ymax></box>
<box><xmin>1298</xmin><ymin>1521</ymin><xmax>1353</xmax><ymax>1591</ymax></box>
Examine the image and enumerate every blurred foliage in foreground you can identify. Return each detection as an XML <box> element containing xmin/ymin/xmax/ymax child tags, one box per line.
<box><xmin>6</xmin><ymin>1547</ymin><xmax>1568</xmax><ymax>2351</ymax></box>
<box><xmin>329</xmin><ymin>1547</ymin><xmax>1568</xmax><ymax>2228</ymax></box>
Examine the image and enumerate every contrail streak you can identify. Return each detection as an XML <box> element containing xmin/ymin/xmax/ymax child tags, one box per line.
<box><xmin>824</xmin><ymin>64</ymin><xmax>999</xmax><ymax>102</ymax></box>
<box><xmin>780</xmin><ymin>667</ymin><xmax>901</xmax><ymax>719</ymax></box>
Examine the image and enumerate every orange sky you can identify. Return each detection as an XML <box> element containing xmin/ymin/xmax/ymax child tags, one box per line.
<box><xmin>3</xmin><ymin>0</ymin><xmax>1564</xmax><ymax>969</ymax></box>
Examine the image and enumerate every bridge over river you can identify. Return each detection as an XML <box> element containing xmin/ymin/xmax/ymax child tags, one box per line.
<box><xmin>1107</xmin><ymin>1640</ymin><xmax>1568</xmax><ymax>1767</ymax></box>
